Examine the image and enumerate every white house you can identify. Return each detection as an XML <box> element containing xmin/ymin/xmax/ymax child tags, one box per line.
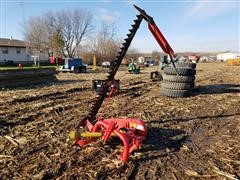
<box><xmin>216</xmin><ymin>52</ymin><xmax>240</xmax><ymax>61</ymax></box>
<box><xmin>0</xmin><ymin>38</ymin><xmax>31</xmax><ymax>65</ymax></box>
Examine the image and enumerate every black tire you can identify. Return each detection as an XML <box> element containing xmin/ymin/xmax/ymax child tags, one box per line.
<box><xmin>80</xmin><ymin>66</ymin><xmax>87</xmax><ymax>73</ymax></box>
<box><xmin>74</xmin><ymin>67</ymin><xmax>80</xmax><ymax>73</ymax></box>
<box><xmin>164</xmin><ymin>66</ymin><xmax>195</xmax><ymax>76</ymax></box>
<box><xmin>162</xmin><ymin>74</ymin><xmax>195</xmax><ymax>83</ymax></box>
<box><xmin>170</xmin><ymin>62</ymin><xmax>196</xmax><ymax>69</ymax></box>
<box><xmin>136</xmin><ymin>69</ymin><xmax>140</xmax><ymax>74</ymax></box>
<box><xmin>162</xmin><ymin>82</ymin><xmax>191</xmax><ymax>90</ymax></box>
<box><xmin>192</xmin><ymin>63</ymin><xmax>197</xmax><ymax>69</ymax></box>
<box><xmin>92</xmin><ymin>80</ymin><xmax>97</xmax><ymax>90</ymax></box>
<box><xmin>190</xmin><ymin>81</ymin><xmax>195</xmax><ymax>89</ymax></box>
<box><xmin>160</xmin><ymin>87</ymin><xmax>191</xmax><ymax>98</ymax></box>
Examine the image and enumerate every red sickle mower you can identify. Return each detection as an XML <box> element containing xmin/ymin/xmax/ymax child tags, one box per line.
<box><xmin>69</xmin><ymin>87</ymin><xmax>148</xmax><ymax>163</ymax></box>
<box><xmin>69</xmin><ymin>5</ymin><xmax>177</xmax><ymax>163</ymax></box>
<box><xmin>73</xmin><ymin>118</ymin><xmax>147</xmax><ymax>163</ymax></box>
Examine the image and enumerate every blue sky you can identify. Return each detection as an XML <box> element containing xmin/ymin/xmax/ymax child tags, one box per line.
<box><xmin>0</xmin><ymin>0</ymin><xmax>239</xmax><ymax>53</ymax></box>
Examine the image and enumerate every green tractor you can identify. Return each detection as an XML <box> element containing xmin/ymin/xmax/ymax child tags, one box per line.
<box><xmin>128</xmin><ymin>62</ymin><xmax>140</xmax><ymax>74</ymax></box>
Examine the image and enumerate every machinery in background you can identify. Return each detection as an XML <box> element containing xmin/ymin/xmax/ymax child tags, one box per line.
<box><xmin>227</xmin><ymin>57</ymin><xmax>240</xmax><ymax>66</ymax></box>
<box><xmin>59</xmin><ymin>58</ymin><xmax>87</xmax><ymax>73</ymax></box>
<box><xmin>128</xmin><ymin>62</ymin><xmax>140</xmax><ymax>74</ymax></box>
<box><xmin>92</xmin><ymin>79</ymin><xmax>120</xmax><ymax>94</ymax></box>
<box><xmin>150</xmin><ymin>55</ymin><xmax>169</xmax><ymax>81</ymax></box>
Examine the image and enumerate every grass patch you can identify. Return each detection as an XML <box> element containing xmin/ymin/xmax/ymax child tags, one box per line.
<box><xmin>0</xmin><ymin>65</ymin><xmax>57</xmax><ymax>71</ymax></box>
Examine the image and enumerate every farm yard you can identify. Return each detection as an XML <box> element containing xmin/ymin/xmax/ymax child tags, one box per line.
<box><xmin>0</xmin><ymin>62</ymin><xmax>239</xmax><ymax>179</ymax></box>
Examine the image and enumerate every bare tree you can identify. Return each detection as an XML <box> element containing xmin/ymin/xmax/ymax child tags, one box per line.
<box><xmin>53</xmin><ymin>9</ymin><xmax>93</xmax><ymax>57</ymax></box>
<box><xmin>90</xmin><ymin>21</ymin><xmax>120</xmax><ymax>65</ymax></box>
<box><xmin>51</xmin><ymin>30</ymin><xmax>64</xmax><ymax>57</ymax></box>
<box><xmin>24</xmin><ymin>16</ymin><xmax>49</xmax><ymax>55</ymax></box>
<box><xmin>126</xmin><ymin>47</ymin><xmax>141</xmax><ymax>61</ymax></box>
<box><xmin>151</xmin><ymin>50</ymin><xmax>161</xmax><ymax>60</ymax></box>
<box><xmin>78</xmin><ymin>45</ymin><xmax>94</xmax><ymax>65</ymax></box>
<box><xmin>24</xmin><ymin>9</ymin><xmax>93</xmax><ymax>58</ymax></box>
<box><xmin>24</xmin><ymin>16</ymin><xmax>50</xmax><ymax>66</ymax></box>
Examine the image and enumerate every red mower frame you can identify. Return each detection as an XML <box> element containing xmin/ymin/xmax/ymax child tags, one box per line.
<box><xmin>69</xmin><ymin>4</ymin><xmax>176</xmax><ymax>163</ymax></box>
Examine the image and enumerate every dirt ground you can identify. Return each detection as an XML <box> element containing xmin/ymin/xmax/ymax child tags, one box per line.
<box><xmin>0</xmin><ymin>63</ymin><xmax>240</xmax><ymax>179</ymax></box>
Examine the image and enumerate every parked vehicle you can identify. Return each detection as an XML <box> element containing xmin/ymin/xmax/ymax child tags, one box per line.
<box><xmin>59</xmin><ymin>58</ymin><xmax>87</xmax><ymax>73</ymax></box>
<box><xmin>144</xmin><ymin>59</ymin><xmax>155</xmax><ymax>67</ymax></box>
<box><xmin>102</xmin><ymin>61</ymin><xmax>111</xmax><ymax>68</ymax></box>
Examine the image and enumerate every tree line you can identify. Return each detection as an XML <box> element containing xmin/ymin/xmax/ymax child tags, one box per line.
<box><xmin>24</xmin><ymin>9</ymin><xmax>121</xmax><ymax>65</ymax></box>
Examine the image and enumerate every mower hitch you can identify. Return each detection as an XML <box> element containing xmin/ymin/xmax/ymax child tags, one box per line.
<box><xmin>70</xmin><ymin>118</ymin><xmax>147</xmax><ymax>163</ymax></box>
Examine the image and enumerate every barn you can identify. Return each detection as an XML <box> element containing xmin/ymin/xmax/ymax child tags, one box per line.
<box><xmin>217</xmin><ymin>52</ymin><xmax>240</xmax><ymax>61</ymax></box>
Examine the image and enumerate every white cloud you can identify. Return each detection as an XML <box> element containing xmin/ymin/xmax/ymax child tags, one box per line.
<box><xmin>114</xmin><ymin>11</ymin><xmax>120</xmax><ymax>17</ymax></box>
<box><xmin>99</xmin><ymin>8</ymin><xmax>107</xmax><ymax>13</ymax></box>
<box><xmin>98</xmin><ymin>8</ymin><xmax>120</xmax><ymax>22</ymax></box>
<box><xmin>186</xmin><ymin>1</ymin><xmax>238</xmax><ymax>18</ymax></box>
<box><xmin>101</xmin><ymin>14</ymin><xmax>116</xmax><ymax>22</ymax></box>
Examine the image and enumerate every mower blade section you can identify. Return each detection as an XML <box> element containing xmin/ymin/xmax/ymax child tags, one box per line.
<box><xmin>77</xmin><ymin>14</ymin><xmax>144</xmax><ymax>126</ymax></box>
<box><xmin>133</xmin><ymin>4</ymin><xmax>154</xmax><ymax>24</ymax></box>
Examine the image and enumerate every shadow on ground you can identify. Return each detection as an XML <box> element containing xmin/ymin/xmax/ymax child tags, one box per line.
<box><xmin>1</xmin><ymin>79</ymin><xmax>87</xmax><ymax>90</ymax></box>
<box><xmin>125</xmin><ymin>127</ymin><xmax>187</xmax><ymax>179</ymax></box>
<box><xmin>194</xmin><ymin>84</ymin><xmax>240</xmax><ymax>95</ymax></box>
<box><xmin>147</xmin><ymin>113</ymin><xmax>240</xmax><ymax>125</ymax></box>
<box><xmin>142</xmin><ymin>127</ymin><xmax>187</xmax><ymax>154</ymax></box>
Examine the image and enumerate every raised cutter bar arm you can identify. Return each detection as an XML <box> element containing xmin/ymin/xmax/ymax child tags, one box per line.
<box><xmin>76</xmin><ymin>5</ymin><xmax>176</xmax><ymax>127</ymax></box>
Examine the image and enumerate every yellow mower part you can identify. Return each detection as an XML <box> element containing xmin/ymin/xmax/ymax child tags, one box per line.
<box><xmin>69</xmin><ymin>130</ymin><xmax>79</xmax><ymax>141</ymax></box>
<box><xmin>69</xmin><ymin>130</ymin><xmax>116</xmax><ymax>140</ymax></box>
<box><xmin>81</xmin><ymin>132</ymin><xmax>116</xmax><ymax>138</ymax></box>
<box><xmin>81</xmin><ymin>132</ymin><xmax>103</xmax><ymax>137</ymax></box>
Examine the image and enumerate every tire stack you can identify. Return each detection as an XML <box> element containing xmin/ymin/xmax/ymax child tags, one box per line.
<box><xmin>160</xmin><ymin>62</ymin><xmax>196</xmax><ymax>98</ymax></box>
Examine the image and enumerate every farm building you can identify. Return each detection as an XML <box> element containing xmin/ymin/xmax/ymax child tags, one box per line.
<box><xmin>188</xmin><ymin>55</ymin><xmax>198</xmax><ymax>63</ymax></box>
<box><xmin>217</xmin><ymin>52</ymin><xmax>240</xmax><ymax>61</ymax></box>
<box><xmin>0</xmin><ymin>38</ymin><xmax>31</xmax><ymax>65</ymax></box>
<box><xmin>138</xmin><ymin>56</ymin><xmax>145</xmax><ymax>64</ymax></box>
<box><xmin>199</xmin><ymin>56</ymin><xmax>209</xmax><ymax>62</ymax></box>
